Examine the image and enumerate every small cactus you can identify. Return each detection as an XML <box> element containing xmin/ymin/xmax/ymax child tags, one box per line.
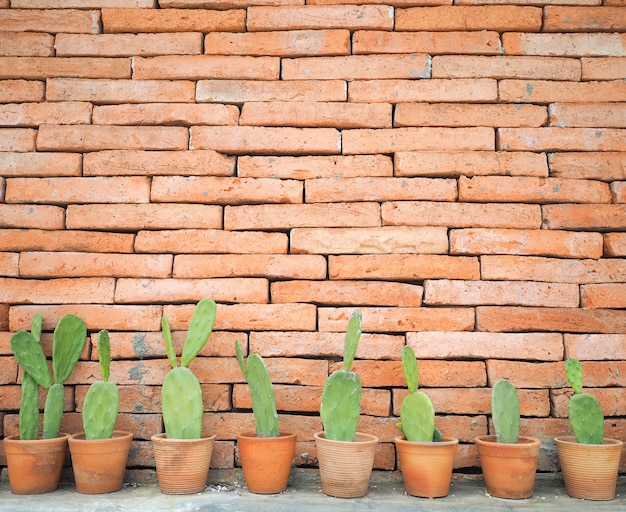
<box><xmin>565</xmin><ymin>358</ymin><xmax>604</xmax><ymax>444</ymax></box>
<box><xmin>491</xmin><ymin>379</ymin><xmax>520</xmax><ymax>443</ymax></box>
<box><xmin>17</xmin><ymin>314</ymin><xmax>44</xmax><ymax>440</ymax></box>
<box><xmin>82</xmin><ymin>330</ymin><xmax>120</xmax><ymax>440</ymax></box>
<box><xmin>236</xmin><ymin>340</ymin><xmax>279</xmax><ymax>437</ymax></box>
<box><xmin>161</xmin><ymin>298</ymin><xmax>216</xmax><ymax>439</ymax></box>
<box><xmin>320</xmin><ymin>310</ymin><xmax>363</xmax><ymax>442</ymax></box>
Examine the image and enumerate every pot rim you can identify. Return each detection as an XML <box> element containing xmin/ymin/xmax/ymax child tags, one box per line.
<box><xmin>3</xmin><ymin>432</ymin><xmax>70</xmax><ymax>444</ymax></box>
<box><xmin>394</xmin><ymin>435</ymin><xmax>459</xmax><ymax>446</ymax></box>
<box><xmin>474</xmin><ymin>434</ymin><xmax>540</xmax><ymax>446</ymax></box>
<box><xmin>237</xmin><ymin>432</ymin><xmax>296</xmax><ymax>440</ymax></box>
<box><xmin>313</xmin><ymin>431</ymin><xmax>379</xmax><ymax>444</ymax></box>
<box><xmin>69</xmin><ymin>430</ymin><xmax>133</xmax><ymax>443</ymax></box>
<box><xmin>554</xmin><ymin>435</ymin><xmax>624</xmax><ymax>447</ymax></box>
<box><xmin>151</xmin><ymin>432</ymin><xmax>216</xmax><ymax>443</ymax></box>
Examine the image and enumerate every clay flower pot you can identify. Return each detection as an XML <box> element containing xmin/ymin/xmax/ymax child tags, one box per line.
<box><xmin>475</xmin><ymin>435</ymin><xmax>540</xmax><ymax>499</ymax></box>
<box><xmin>314</xmin><ymin>431</ymin><xmax>378</xmax><ymax>498</ymax></box>
<box><xmin>3</xmin><ymin>433</ymin><xmax>70</xmax><ymax>494</ymax></box>
<box><xmin>237</xmin><ymin>432</ymin><xmax>297</xmax><ymax>494</ymax></box>
<box><xmin>394</xmin><ymin>435</ymin><xmax>458</xmax><ymax>498</ymax></box>
<box><xmin>68</xmin><ymin>430</ymin><xmax>133</xmax><ymax>494</ymax></box>
<box><xmin>151</xmin><ymin>433</ymin><xmax>216</xmax><ymax>494</ymax></box>
<box><xmin>555</xmin><ymin>435</ymin><xmax>624</xmax><ymax>500</ymax></box>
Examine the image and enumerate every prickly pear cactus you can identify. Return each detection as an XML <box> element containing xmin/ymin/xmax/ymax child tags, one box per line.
<box><xmin>320</xmin><ymin>310</ymin><xmax>363</xmax><ymax>442</ymax></box>
<box><xmin>565</xmin><ymin>358</ymin><xmax>604</xmax><ymax>444</ymax></box>
<box><xmin>565</xmin><ymin>358</ymin><xmax>583</xmax><ymax>394</ymax></box>
<box><xmin>83</xmin><ymin>330</ymin><xmax>120</xmax><ymax>440</ymax></box>
<box><xmin>236</xmin><ymin>340</ymin><xmax>279</xmax><ymax>437</ymax></box>
<box><xmin>491</xmin><ymin>379</ymin><xmax>520</xmax><ymax>443</ymax></box>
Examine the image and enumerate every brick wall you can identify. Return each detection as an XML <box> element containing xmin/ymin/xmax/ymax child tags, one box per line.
<box><xmin>0</xmin><ymin>0</ymin><xmax>625</xmax><ymax>480</ymax></box>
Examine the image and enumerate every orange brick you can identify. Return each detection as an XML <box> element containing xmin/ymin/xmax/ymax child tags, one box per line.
<box><xmin>70</xmin><ymin>359</ymin><xmax>167</xmax><ymax>386</ymax></box>
<box><xmin>84</xmin><ymin>150</ymin><xmax>235</xmax><ymax>177</ymax></box>
<box><xmin>0</xmin><ymin>277</ymin><xmax>114</xmax><ymax>304</ymax></box>
<box><xmin>0</xmin><ymin>57</ymin><xmax>130</xmax><ymax>79</ymax></box>
<box><xmin>237</xmin><ymin>155</ymin><xmax>392</xmax><ymax>179</ymax></box>
<box><xmin>0</xmin><ymin>204</ymin><xmax>64</xmax><ymax>229</ymax></box>
<box><xmin>542</xmin><ymin>204</ymin><xmax>626</xmax><ymax>231</ymax></box>
<box><xmin>233</xmin><ymin>383</ymin><xmax>320</xmax><ymax>413</ymax></box>
<box><xmin>0</xmin><ymin>80</ymin><xmax>45</xmax><ymax>102</ymax></box>
<box><xmin>224</xmin><ymin>203</ymin><xmax>380</xmax><ymax>230</ymax></box>
<box><xmin>486</xmin><ymin>361</ymin><xmax>567</xmax><ymax>389</ymax></box>
<box><xmin>329</xmin><ymin>254</ymin><xmax>480</xmax><ymax>280</ymax></box>
<box><xmin>564</xmin><ymin>334</ymin><xmax>626</xmax><ymax>360</ymax></box>
<box><xmin>240</xmin><ymin>102</ymin><xmax>391</xmax><ymax>128</ymax></box>
<box><xmin>0</xmin><ymin>8</ymin><xmax>100</xmax><ymax>33</ymax></box>
<box><xmin>0</xmin><ymin>229</ymin><xmax>134</xmax><ymax>253</ymax></box>
<box><xmin>56</xmin><ymin>33</ymin><xmax>202</xmax><ymax>57</ymax></box>
<box><xmin>451</xmin><ymin>228</ymin><xmax>603</xmax><ymax>259</ymax></box>
<box><xmin>0</xmin><ymin>358</ymin><xmax>18</xmax><ymax>385</ymax></box>
<box><xmin>102</xmin><ymin>7</ymin><xmax>246</xmax><ymax>33</ymax></box>
<box><xmin>582</xmin><ymin>57</ymin><xmax>626</xmax><ymax>80</ymax></box>
<box><xmin>0</xmin><ymin>33</ymin><xmax>54</xmax><ymax>57</ymax></box>
<box><xmin>394</xmin><ymin>151</ymin><xmax>549</xmax><ymax>178</ymax></box>
<box><xmin>581</xmin><ymin>284</ymin><xmax>626</xmax><ymax>309</ymax></box>
<box><xmin>543</xmin><ymin>6</ymin><xmax>626</xmax><ymax>32</ymax></box>
<box><xmin>12</xmin><ymin>0</ymin><xmax>155</xmax><ymax>6</ymax></box>
<box><xmin>552</xmin><ymin>388</ymin><xmax>626</xmax><ymax>418</ymax></box>
<box><xmin>499</xmin><ymin>80</ymin><xmax>626</xmax><ymax>103</ymax></box>
<box><xmin>548</xmin><ymin>152</ymin><xmax>625</xmax><ymax>181</ymax></box>
<box><xmin>503</xmin><ymin>33</ymin><xmax>626</xmax><ymax>57</ymax></box>
<box><xmin>408</xmin><ymin>332</ymin><xmax>564</xmax><ymax>361</ymax></box>
<box><xmin>476</xmin><ymin>306</ymin><xmax>626</xmax><ymax>334</ymax></box>
<box><xmin>612</xmin><ymin>182</ymin><xmax>626</xmax><ymax>203</ymax></box>
<box><xmin>0</xmin><ymin>253</ymin><xmax>18</xmax><ymax>277</ymax></box>
<box><xmin>6</xmin><ymin>177</ymin><xmax>151</xmax><ymax>204</ymax></box>
<box><xmin>459</xmin><ymin>176</ymin><xmax>611</xmax><ymax>204</ymax></box>
<box><xmin>605</xmin><ymin>233</ymin><xmax>626</xmax><ymax>256</ymax></box>
<box><xmin>500</xmin><ymin>127</ymin><xmax>626</xmax><ymax>152</ymax></box>
<box><xmin>481</xmin><ymin>255</ymin><xmax>626</xmax><ymax>284</ymax></box>
<box><xmin>0</xmin><ymin>102</ymin><xmax>91</xmax><ymax>127</ymax></box>
<box><xmin>205</xmin><ymin>412</ymin><xmax>323</xmax><ymax>442</ymax></box>
<box><xmin>549</xmin><ymin>102</ymin><xmax>626</xmax><ymax>128</ymax></box>
<box><xmin>93</xmin><ymin>103</ymin><xmax>239</xmax><ymax>126</ymax></box>
<box><xmin>0</xmin><ymin>128</ymin><xmax>36</xmax><ymax>151</ymax></box>
<box><xmin>353</xmin><ymin>30</ymin><xmax>501</xmax><ymax>55</ymax></box>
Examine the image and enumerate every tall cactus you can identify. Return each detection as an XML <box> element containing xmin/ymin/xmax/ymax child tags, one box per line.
<box><xmin>565</xmin><ymin>358</ymin><xmax>604</xmax><ymax>444</ymax></box>
<box><xmin>236</xmin><ymin>340</ymin><xmax>279</xmax><ymax>437</ymax></box>
<box><xmin>82</xmin><ymin>330</ymin><xmax>120</xmax><ymax>440</ymax></box>
<box><xmin>491</xmin><ymin>379</ymin><xmax>520</xmax><ymax>443</ymax></box>
<box><xmin>320</xmin><ymin>310</ymin><xmax>363</xmax><ymax>442</ymax></box>
<box><xmin>161</xmin><ymin>298</ymin><xmax>216</xmax><ymax>439</ymax></box>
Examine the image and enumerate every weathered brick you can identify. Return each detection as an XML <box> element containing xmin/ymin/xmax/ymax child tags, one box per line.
<box><xmin>329</xmin><ymin>254</ymin><xmax>480</xmax><ymax>280</ymax></box>
<box><xmin>291</xmin><ymin>226</ymin><xmax>448</xmax><ymax>255</ymax></box>
<box><xmin>395</xmin><ymin>151</ymin><xmax>549</xmax><ymax>178</ymax></box>
<box><xmin>224</xmin><ymin>203</ymin><xmax>380</xmax><ymax>230</ymax></box>
<box><xmin>581</xmin><ymin>284</ymin><xmax>626</xmax><ymax>309</ymax></box>
<box><xmin>612</xmin><ymin>182</ymin><xmax>626</xmax><ymax>203</ymax></box>
<box><xmin>199</xmin><ymin>80</ymin><xmax>346</xmax><ymax>104</ymax></box>
<box><xmin>582</xmin><ymin>57</ymin><xmax>626</xmax><ymax>80</ymax></box>
<box><xmin>548</xmin><ymin>152</ymin><xmax>626</xmax><ymax>181</ymax></box>
<box><xmin>451</xmin><ymin>228</ymin><xmax>603</xmax><ymax>259</ymax></box>
<box><xmin>0</xmin><ymin>8</ymin><xmax>100</xmax><ymax>33</ymax></box>
<box><xmin>544</xmin><ymin>6</ymin><xmax>626</xmax><ymax>32</ymax></box>
<box><xmin>564</xmin><ymin>334</ymin><xmax>626</xmax><ymax>360</ymax></box>
<box><xmin>459</xmin><ymin>176</ymin><xmax>611</xmax><ymax>204</ymax></box>
<box><xmin>55</xmin><ymin>33</ymin><xmax>202</xmax><ymax>57</ymax></box>
<box><xmin>408</xmin><ymin>332</ymin><xmax>564</xmax><ymax>361</ymax></box>
<box><xmin>0</xmin><ymin>253</ymin><xmax>18</xmax><ymax>277</ymax></box>
<box><xmin>0</xmin><ymin>205</ymin><xmax>64</xmax><ymax>229</ymax></box>
<box><xmin>0</xmin><ymin>57</ymin><xmax>130</xmax><ymax>80</ymax></box>
<box><xmin>0</xmin><ymin>102</ymin><xmax>91</xmax><ymax>127</ymax></box>
<box><xmin>476</xmin><ymin>306</ymin><xmax>626</xmax><ymax>334</ymax></box>
<box><xmin>499</xmin><ymin>80</ymin><xmax>626</xmax><ymax>103</ymax></box>
<box><xmin>542</xmin><ymin>204</ymin><xmax>626</xmax><ymax>231</ymax></box>
<box><xmin>0</xmin><ymin>33</ymin><xmax>54</xmax><ymax>57</ymax></box>
<box><xmin>382</xmin><ymin>202</ymin><xmax>541</xmax><ymax>229</ymax></box>
<box><xmin>174</xmin><ymin>254</ymin><xmax>327</xmax><ymax>280</ymax></box>
<box><xmin>70</xmin><ymin>359</ymin><xmax>167</xmax><ymax>386</ymax></box>
<box><xmin>93</xmin><ymin>103</ymin><xmax>239</xmax><ymax>126</ymax></box>
<box><xmin>486</xmin><ymin>360</ymin><xmax>569</xmax><ymax>389</ymax></box>
<box><xmin>0</xmin><ymin>229</ymin><xmax>134</xmax><ymax>253</ymax></box>
<box><xmin>0</xmin><ymin>128</ymin><xmax>36</xmax><ymax>151</ymax></box>
<box><xmin>482</xmin><ymin>255</ymin><xmax>626</xmax><ymax>283</ymax></box>
<box><xmin>0</xmin><ymin>80</ymin><xmax>45</xmax><ymax>102</ymax></box>
<box><xmin>501</xmin><ymin>127</ymin><xmax>626</xmax><ymax>151</ymax></box>
<box><xmin>549</xmin><ymin>102</ymin><xmax>626</xmax><ymax>128</ymax></box>
<box><xmin>0</xmin><ymin>277</ymin><xmax>115</xmax><ymax>304</ymax></box>
<box><xmin>552</xmin><ymin>387</ymin><xmax>626</xmax><ymax>418</ymax></box>
<box><xmin>0</xmin><ymin>358</ymin><xmax>18</xmax><ymax>385</ymax></box>
<box><xmin>605</xmin><ymin>233</ymin><xmax>626</xmax><ymax>256</ymax></box>
<box><xmin>503</xmin><ymin>33</ymin><xmax>626</xmax><ymax>57</ymax></box>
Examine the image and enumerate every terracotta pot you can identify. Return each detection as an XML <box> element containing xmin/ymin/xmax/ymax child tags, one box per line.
<box><xmin>237</xmin><ymin>432</ymin><xmax>297</xmax><ymax>494</ymax></box>
<box><xmin>3</xmin><ymin>433</ymin><xmax>70</xmax><ymax>494</ymax></box>
<box><xmin>314</xmin><ymin>431</ymin><xmax>378</xmax><ymax>498</ymax></box>
<box><xmin>555</xmin><ymin>435</ymin><xmax>624</xmax><ymax>500</ymax></box>
<box><xmin>68</xmin><ymin>430</ymin><xmax>133</xmax><ymax>494</ymax></box>
<box><xmin>394</xmin><ymin>435</ymin><xmax>458</xmax><ymax>498</ymax></box>
<box><xmin>475</xmin><ymin>435</ymin><xmax>540</xmax><ymax>499</ymax></box>
<box><xmin>151</xmin><ymin>433</ymin><xmax>215</xmax><ymax>495</ymax></box>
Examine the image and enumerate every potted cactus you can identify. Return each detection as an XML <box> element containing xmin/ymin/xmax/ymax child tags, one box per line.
<box><xmin>474</xmin><ymin>379</ymin><xmax>541</xmax><ymax>499</ymax></box>
<box><xmin>68</xmin><ymin>330</ymin><xmax>133</xmax><ymax>494</ymax></box>
<box><xmin>555</xmin><ymin>358</ymin><xmax>623</xmax><ymax>500</ymax></box>
<box><xmin>151</xmin><ymin>298</ymin><xmax>217</xmax><ymax>495</ymax></box>
<box><xmin>313</xmin><ymin>309</ymin><xmax>379</xmax><ymax>499</ymax></box>
<box><xmin>4</xmin><ymin>313</ymin><xmax>87</xmax><ymax>494</ymax></box>
<box><xmin>394</xmin><ymin>345</ymin><xmax>458</xmax><ymax>498</ymax></box>
<box><xmin>235</xmin><ymin>340</ymin><xmax>297</xmax><ymax>494</ymax></box>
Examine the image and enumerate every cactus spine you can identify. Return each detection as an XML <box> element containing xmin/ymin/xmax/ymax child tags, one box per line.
<box><xmin>565</xmin><ymin>358</ymin><xmax>604</xmax><ymax>444</ymax></box>
<box><xmin>491</xmin><ymin>379</ymin><xmax>520</xmax><ymax>443</ymax></box>
<box><xmin>161</xmin><ymin>298</ymin><xmax>216</xmax><ymax>439</ymax></box>
<box><xmin>82</xmin><ymin>330</ymin><xmax>120</xmax><ymax>440</ymax></box>
<box><xmin>236</xmin><ymin>340</ymin><xmax>279</xmax><ymax>437</ymax></box>
<box><xmin>320</xmin><ymin>310</ymin><xmax>363</xmax><ymax>442</ymax></box>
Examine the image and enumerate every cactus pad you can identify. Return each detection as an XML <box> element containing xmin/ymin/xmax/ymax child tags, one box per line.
<box><xmin>565</xmin><ymin>358</ymin><xmax>583</xmax><ymax>394</ymax></box>
<box><xmin>320</xmin><ymin>369</ymin><xmax>362</xmax><ymax>441</ymax></box>
<box><xmin>43</xmin><ymin>383</ymin><xmax>65</xmax><ymax>439</ymax></box>
<box><xmin>401</xmin><ymin>345</ymin><xmax>419</xmax><ymax>394</ymax></box>
<box><xmin>569</xmin><ymin>393</ymin><xmax>604</xmax><ymax>444</ymax></box>
<box><xmin>491</xmin><ymin>379</ymin><xmax>520</xmax><ymax>443</ymax></box>
<box><xmin>181</xmin><ymin>298</ymin><xmax>216</xmax><ymax>368</ymax></box>
<box><xmin>162</xmin><ymin>366</ymin><xmax>203</xmax><ymax>439</ymax></box>
<box><xmin>52</xmin><ymin>314</ymin><xmax>87</xmax><ymax>384</ymax></box>
<box><xmin>11</xmin><ymin>330</ymin><xmax>52</xmax><ymax>390</ymax></box>
<box><xmin>399</xmin><ymin>391</ymin><xmax>435</xmax><ymax>442</ymax></box>
<box><xmin>343</xmin><ymin>310</ymin><xmax>362</xmax><ymax>371</ymax></box>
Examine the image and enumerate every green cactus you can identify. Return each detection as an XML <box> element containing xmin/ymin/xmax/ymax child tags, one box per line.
<box><xmin>565</xmin><ymin>358</ymin><xmax>604</xmax><ymax>444</ymax></box>
<box><xmin>320</xmin><ymin>310</ymin><xmax>363</xmax><ymax>442</ymax></box>
<box><xmin>491</xmin><ymin>379</ymin><xmax>520</xmax><ymax>443</ymax></box>
<box><xmin>236</xmin><ymin>340</ymin><xmax>279</xmax><ymax>437</ymax></box>
<box><xmin>161</xmin><ymin>298</ymin><xmax>216</xmax><ymax>439</ymax></box>
<box><xmin>82</xmin><ymin>330</ymin><xmax>120</xmax><ymax>440</ymax></box>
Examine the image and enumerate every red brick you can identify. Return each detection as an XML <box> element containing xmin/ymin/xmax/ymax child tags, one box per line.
<box><xmin>57</xmin><ymin>33</ymin><xmax>202</xmax><ymax>57</ymax></box>
<box><xmin>0</xmin><ymin>8</ymin><xmax>100</xmax><ymax>33</ymax></box>
<box><xmin>70</xmin><ymin>359</ymin><xmax>167</xmax><ymax>386</ymax></box>
<box><xmin>549</xmin><ymin>102</ymin><xmax>626</xmax><ymax>128</ymax></box>
<box><xmin>499</xmin><ymin>80</ymin><xmax>626</xmax><ymax>103</ymax></box>
<box><xmin>581</xmin><ymin>284</ymin><xmax>626</xmax><ymax>309</ymax></box>
<box><xmin>476</xmin><ymin>306</ymin><xmax>626</xmax><ymax>334</ymax></box>
<box><xmin>450</xmin><ymin>228</ymin><xmax>603</xmax><ymax>259</ymax></box>
<box><xmin>544</xmin><ymin>6</ymin><xmax>626</xmax><ymax>32</ymax></box>
<box><xmin>542</xmin><ymin>204</ymin><xmax>626</xmax><ymax>231</ymax></box>
<box><xmin>93</xmin><ymin>103</ymin><xmax>239</xmax><ymax>126</ymax></box>
<box><xmin>0</xmin><ymin>57</ymin><xmax>130</xmax><ymax>79</ymax></box>
<box><xmin>4</xmin><ymin>97</ymin><xmax>90</xmax><ymax>126</ymax></box>
<box><xmin>605</xmin><ymin>233</ymin><xmax>626</xmax><ymax>256</ymax></box>
<box><xmin>0</xmin><ymin>33</ymin><xmax>54</xmax><ymax>57</ymax></box>
<box><xmin>0</xmin><ymin>80</ymin><xmax>45</xmax><ymax>102</ymax></box>
<box><xmin>0</xmin><ymin>152</ymin><xmax>80</xmax><ymax>177</ymax></box>
<box><xmin>0</xmin><ymin>229</ymin><xmax>134</xmax><ymax>253</ymax></box>
<box><xmin>329</xmin><ymin>254</ymin><xmax>480</xmax><ymax>280</ymax></box>
<box><xmin>548</xmin><ymin>152</ymin><xmax>625</xmax><ymax>181</ymax></box>
<box><xmin>0</xmin><ymin>358</ymin><xmax>18</xmax><ymax>385</ymax></box>
<box><xmin>582</xmin><ymin>57</ymin><xmax>626</xmax><ymax>80</ymax></box>
<box><xmin>382</xmin><ymin>202</ymin><xmax>541</xmax><ymax>229</ymax></box>
<box><xmin>225</xmin><ymin>203</ymin><xmax>380</xmax><ymax>230</ymax></box>
<box><xmin>0</xmin><ymin>277</ymin><xmax>114</xmax><ymax>304</ymax></box>
<box><xmin>499</xmin><ymin>126</ymin><xmax>626</xmax><ymax>151</ymax></box>
<box><xmin>564</xmin><ymin>334</ymin><xmax>626</xmax><ymax>360</ymax></box>
<box><xmin>11</xmin><ymin>0</ymin><xmax>155</xmax><ymax>6</ymax></box>
<box><xmin>503</xmin><ymin>33</ymin><xmax>626</xmax><ymax>57</ymax></box>
<box><xmin>0</xmin><ymin>205</ymin><xmax>64</xmax><ymax>229</ymax></box>
<box><xmin>408</xmin><ymin>332</ymin><xmax>564</xmax><ymax>361</ymax></box>
<box><xmin>612</xmin><ymin>182</ymin><xmax>626</xmax><ymax>203</ymax></box>
<box><xmin>0</xmin><ymin>128</ymin><xmax>36</xmax><ymax>151</ymax></box>
<box><xmin>486</xmin><ymin>361</ymin><xmax>567</xmax><ymax>389</ymax></box>
<box><xmin>552</xmin><ymin>387</ymin><xmax>626</xmax><ymax>418</ymax></box>
<box><xmin>394</xmin><ymin>151</ymin><xmax>549</xmax><ymax>178</ymax></box>
<box><xmin>0</xmin><ymin>253</ymin><xmax>18</xmax><ymax>277</ymax></box>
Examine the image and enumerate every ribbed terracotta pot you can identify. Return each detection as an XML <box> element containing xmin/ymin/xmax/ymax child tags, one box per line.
<box><xmin>555</xmin><ymin>436</ymin><xmax>624</xmax><ymax>501</ymax></box>
<box><xmin>68</xmin><ymin>430</ymin><xmax>133</xmax><ymax>494</ymax></box>
<box><xmin>151</xmin><ymin>433</ymin><xmax>215</xmax><ymax>494</ymax></box>
<box><xmin>3</xmin><ymin>433</ymin><xmax>70</xmax><ymax>495</ymax></box>
<box><xmin>475</xmin><ymin>435</ymin><xmax>540</xmax><ymax>499</ymax></box>
<box><xmin>237</xmin><ymin>432</ymin><xmax>297</xmax><ymax>494</ymax></box>
<box><xmin>394</xmin><ymin>435</ymin><xmax>458</xmax><ymax>498</ymax></box>
<box><xmin>314</xmin><ymin>431</ymin><xmax>379</xmax><ymax>499</ymax></box>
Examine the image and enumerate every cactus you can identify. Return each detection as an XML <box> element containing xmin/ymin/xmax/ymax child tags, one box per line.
<box><xmin>491</xmin><ymin>379</ymin><xmax>520</xmax><ymax>443</ymax></box>
<box><xmin>82</xmin><ymin>330</ymin><xmax>120</xmax><ymax>440</ymax></box>
<box><xmin>320</xmin><ymin>310</ymin><xmax>363</xmax><ymax>442</ymax></box>
<box><xmin>161</xmin><ymin>298</ymin><xmax>216</xmax><ymax>439</ymax></box>
<box><xmin>16</xmin><ymin>314</ymin><xmax>44</xmax><ymax>440</ymax></box>
<box><xmin>236</xmin><ymin>340</ymin><xmax>279</xmax><ymax>437</ymax></box>
<box><xmin>565</xmin><ymin>358</ymin><xmax>604</xmax><ymax>444</ymax></box>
